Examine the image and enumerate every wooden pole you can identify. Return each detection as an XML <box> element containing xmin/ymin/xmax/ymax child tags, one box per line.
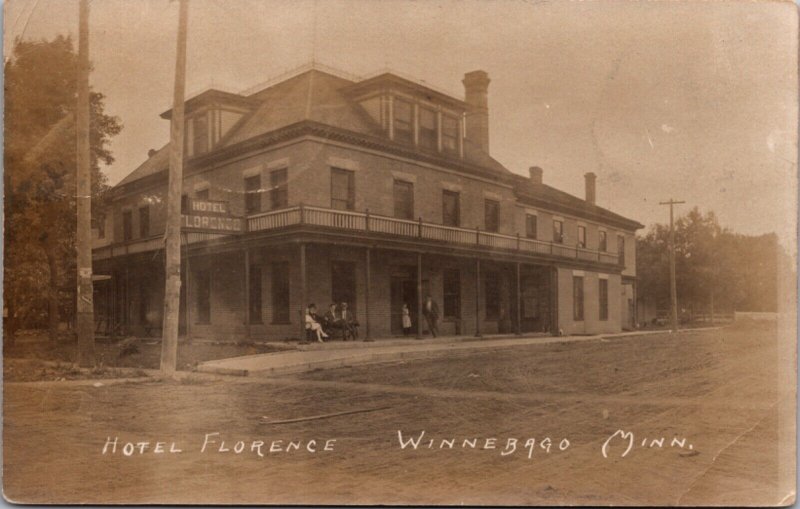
<box><xmin>160</xmin><ymin>0</ymin><xmax>189</xmax><ymax>375</ymax></box>
<box><xmin>365</xmin><ymin>248</ymin><xmax>371</xmax><ymax>340</ymax></box>
<box><xmin>475</xmin><ymin>259</ymin><xmax>482</xmax><ymax>337</ymax></box>
<box><xmin>244</xmin><ymin>249</ymin><xmax>251</xmax><ymax>341</ymax></box>
<box><xmin>659</xmin><ymin>199</ymin><xmax>685</xmax><ymax>332</ymax></box>
<box><xmin>300</xmin><ymin>243</ymin><xmax>307</xmax><ymax>339</ymax></box>
<box><xmin>76</xmin><ymin>0</ymin><xmax>94</xmax><ymax>367</ymax></box>
<box><xmin>515</xmin><ymin>262</ymin><xmax>521</xmax><ymax>335</ymax></box>
<box><xmin>416</xmin><ymin>252</ymin><xmax>423</xmax><ymax>339</ymax></box>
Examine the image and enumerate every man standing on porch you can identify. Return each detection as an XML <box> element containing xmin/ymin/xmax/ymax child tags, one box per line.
<box><xmin>422</xmin><ymin>295</ymin><xmax>440</xmax><ymax>338</ymax></box>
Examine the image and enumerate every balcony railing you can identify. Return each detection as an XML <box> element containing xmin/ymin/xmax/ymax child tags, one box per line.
<box><xmin>248</xmin><ymin>205</ymin><xmax>620</xmax><ymax>265</ymax></box>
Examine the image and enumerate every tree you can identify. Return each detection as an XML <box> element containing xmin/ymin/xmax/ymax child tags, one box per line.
<box><xmin>637</xmin><ymin>207</ymin><xmax>791</xmax><ymax>322</ymax></box>
<box><xmin>4</xmin><ymin>36</ymin><xmax>122</xmax><ymax>342</ymax></box>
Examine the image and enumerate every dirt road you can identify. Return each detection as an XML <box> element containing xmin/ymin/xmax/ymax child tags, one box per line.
<box><xmin>3</xmin><ymin>322</ymin><xmax>795</xmax><ymax>505</ymax></box>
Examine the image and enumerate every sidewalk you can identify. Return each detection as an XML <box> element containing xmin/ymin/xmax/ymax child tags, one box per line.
<box><xmin>197</xmin><ymin>327</ymin><xmax>714</xmax><ymax>377</ymax></box>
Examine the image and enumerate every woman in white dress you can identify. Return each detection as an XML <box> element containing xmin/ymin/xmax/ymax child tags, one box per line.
<box><xmin>401</xmin><ymin>303</ymin><xmax>412</xmax><ymax>336</ymax></box>
<box><xmin>305</xmin><ymin>304</ymin><xmax>329</xmax><ymax>342</ymax></box>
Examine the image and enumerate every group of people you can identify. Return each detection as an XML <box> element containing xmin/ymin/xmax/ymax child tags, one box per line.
<box><xmin>304</xmin><ymin>302</ymin><xmax>359</xmax><ymax>342</ymax></box>
<box><xmin>305</xmin><ymin>295</ymin><xmax>441</xmax><ymax>342</ymax></box>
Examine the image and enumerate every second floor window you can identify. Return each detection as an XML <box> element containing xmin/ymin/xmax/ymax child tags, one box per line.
<box><xmin>331</xmin><ymin>168</ymin><xmax>355</xmax><ymax>210</ymax></box>
<box><xmin>618</xmin><ymin>235</ymin><xmax>626</xmax><ymax>265</ymax></box>
<box><xmin>394</xmin><ymin>180</ymin><xmax>414</xmax><ymax>220</ymax></box>
<box><xmin>577</xmin><ymin>225</ymin><xmax>586</xmax><ymax>248</ymax></box>
<box><xmin>442</xmin><ymin>190</ymin><xmax>460</xmax><ymax>227</ymax></box>
<box><xmin>526</xmin><ymin>214</ymin><xmax>537</xmax><ymax>239</ymax></box>
<box><xmin>599</xmin><ymin>230</ymin><xmax>607</xmax><ymax>251</ymax></box>
<box><xmin>270</xmin><ymin>168</ymin><xmax>288</xmax><ymax>210</ymax></box>
<box><xmin>418</xmin><ymin>107</ymin><xmax>437</xmax><ymax>150</ymax></box>
<box><xmin>95</xmin><ymin>215</ymin><xmax>106</xmax><ymax>239</ymax></box>
<box><xmin>181</xmin><ymin>194</ymin><xmax>189</xmax><ymax>213</ymax></box>
<box><xmin>393</xmin><ymin>98</ymin><xmax>412</xmax><ymax>144</ymax></box>
<box><xmin>122</xmin><ymin>210</ymin><xmax>132</xmax><ymax>241</ymax></box>
<box><xmin>484</xmin><ymin>199</ymin><xmax>499</xmax><ymax>232</ymax></box>
<box><xmin>195</xmin><ymin>188</ymin><xmax>209</xmax><ymax>200</ymax></box>
<box><xmin>139</xmin><ymin>206</ymin><xmax>150</xmax><ymax>238</ymax></box>
<box><xmin>244</xmin><ymin>175</ymin><xmax>261</xmax><ymax>214</ymax></box>
<box><xmin>553</xmin><ymin>220</ymin><xmax>564</xmax><ymax>243</ymax></box>
<box><xmin>442</xmin><ymin>115</ymin><xmax>458</xmax><ymax>153</ymax></box>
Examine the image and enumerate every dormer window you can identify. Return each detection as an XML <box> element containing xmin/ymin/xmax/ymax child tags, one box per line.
<box><xmin>192</xmin><ymin>114</ymin><xmax>209</xmax><ymax>155</ymax></box>
<box><xmin>351</xmin><ymin>77</ymin><xmax>465</xmax><ymax>157</ymax></box>
<box><xmin>393</xmin><ymin>99</ymin><xmax>413</xmax><ymax>144</ymax></box>
<box><xmin>442</xmin><ymin>115</ymin><xmax>459</xmax><ymax>154</ymax></box>
<box><xmin>418</xmin><ymin>107</ymin><xmax>437</xmax><ymax>150</ymax></box>
<box><xmin>186</xmin><ymin>112</ymin><xmax>210</xmax><ymax>158</ymax></box>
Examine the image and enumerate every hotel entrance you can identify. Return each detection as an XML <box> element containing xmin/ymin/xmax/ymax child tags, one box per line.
<box><xmin>389</xmin><ymin>266</ymin><xmax>429</xmax><ymax>335</ymax></box>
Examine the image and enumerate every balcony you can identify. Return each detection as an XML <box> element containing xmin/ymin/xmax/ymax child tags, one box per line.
<box><xmin>248</xmin><ymin>205</ymin><xmax>620</xmax><ymax>266</ymax></box>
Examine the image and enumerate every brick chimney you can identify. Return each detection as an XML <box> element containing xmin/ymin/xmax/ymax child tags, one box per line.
<box><xmin>463</xmin><ymin>70</ymin><xmax>490</xmax><ymax>153</ymax></box>
<box><xmin>584</xmin><ymin>172</ymin><xmax>597</xmax><ymax>204</ymax></box>
<box><xmin>529</xmin><ymin>166</ymin><xmax>543</xmax><ymax>185</ymax></box>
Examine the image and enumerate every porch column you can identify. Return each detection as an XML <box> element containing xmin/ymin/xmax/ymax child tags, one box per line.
<box><xmin>300</xmin><ymin>243</ymin><xmax>307</xmax><ymax>339</ymax></box>
<box><xmin>184</xmin><ymin>238</ymin><xmax>191</xmax><ymax>342</ymax></box>
<box><xmin>551</xmin><ymin>266</ymin><xmax>559</xmax><ymax>335</ymax></box>
<box><xmin>416</xmin><ymin>252</ymin><xmax>423</xmax><ymax>339</ymax></box>
<box><xmin>632</xmin><ymin>279</ymin><xmax>638</xmax><ymax>329</ymax></box>
<box><xmin>364</xmin><ymin>247</ymin><xmax>371</xmax><ymax>340</ymax></box>
<box><xmin>111</xmin><ymin>262</ymin><xmax>117</xmax><ymax>339</ymax></box>
<box><xmin>125</xmin><ymin>264</ymin><xmax>130</xmax><ymax>332</ymax></box>
<box><xmin>244</xmin><ymin>249</ymin><xmax>251</xmax><ymax>340</ymax></box>
<box><xmin>515</xmin><ymin>262</ymin><xmax>522</xmax><ymax>335</ymax></box>
<box><xmin>475</xmin><ymin>258</ymin><xmax>482</xmax><ymax>338</ymax></box>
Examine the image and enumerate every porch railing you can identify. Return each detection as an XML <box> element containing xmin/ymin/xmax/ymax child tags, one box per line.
<box><xmin>247</xmin><ymin>205</ymin><xmax>620</xmax><ymax>265</ymax></box>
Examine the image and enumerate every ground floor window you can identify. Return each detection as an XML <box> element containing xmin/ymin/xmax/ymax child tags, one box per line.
<box><xmin>573</xmin><ymin>276</ymin><xmax>584</xmax><ymax>321</ymax></box>
<box><xmin>249</xmin><ymin>265</ymin><xmax>262</xmax><ymax>324</ymax></box>
<box><xmin>485</xmin><ymin>271</ymin><xmax>500</xmax><ymax>320</ymax></box>
<box><xmin>271</xmin><ymin>262</ymin><xmax>290</xmax><ymax>324</ymax></box>
<box><xmin>138</xmin><ymin>281</ymin><xmax>150</xmax><ymax>324</ymax></box>
<box><xmin>196</xmin><ymin>270</ymin><xmax>211</xmax><ymax>324</ymax></box>
<box><xmin>599</xmin><ymin>278</ymin><xmax>609</xmax><ymax>321</ymax></box>
<box><xmin>443</xmin><ymin>269</ymin><xmax>460</xmax><ymax>318</ymax></box>
<box><xmin>331</xmin><ymin>261</ymin><xmax>357</xmax><ymax>315</ymax></box>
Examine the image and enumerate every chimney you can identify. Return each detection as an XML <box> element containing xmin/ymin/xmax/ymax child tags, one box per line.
<box><xmin>529</xmin><ymin>166</ymin><xmax>543</xmax><ymax>185</ymax></box>
<box><xmin>584</xmin><ymin>172</ymin><xmax>597</xmax><ymax>204</ymax></box>
<box><xmin>463</xmin><ymin>70</ymin><xmax>490</xmax><ymax>153</ymax></box>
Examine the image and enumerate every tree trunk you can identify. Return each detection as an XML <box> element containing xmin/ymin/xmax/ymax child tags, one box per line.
<box><xmin>45</xmin><ymin>243</ymin><xmax>60</xmax><ymax>341</ymax></box>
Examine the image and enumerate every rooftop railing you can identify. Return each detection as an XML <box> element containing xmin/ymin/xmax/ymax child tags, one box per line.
<box><xmin>248</xmin><ymin>205</ymin><xmax>621</xmax><ymax>265</ymax></box>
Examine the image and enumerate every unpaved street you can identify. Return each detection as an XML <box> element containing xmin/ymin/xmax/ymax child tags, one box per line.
<box><xmin>3</xmin><ymin>321</ymin><xmax>795</xmax><ymax>505</ymax></box>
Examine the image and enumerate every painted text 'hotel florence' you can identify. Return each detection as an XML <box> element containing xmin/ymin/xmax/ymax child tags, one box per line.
<box><xmin>92</xmin><ymin>65</ymin><xmax>643</xmax><ymax>341</ymax></box>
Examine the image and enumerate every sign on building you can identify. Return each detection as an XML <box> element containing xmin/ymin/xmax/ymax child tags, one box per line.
<box><xmin>181</xmin><ymin>199</ymin><xmax>244</xmax><ymax>234</ymax></box>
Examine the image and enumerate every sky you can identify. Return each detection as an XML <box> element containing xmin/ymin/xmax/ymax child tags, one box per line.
<box><xmin>4</xmin><ymin>0</ymin><xmax>798</xmax><ymax>252</ymax></box>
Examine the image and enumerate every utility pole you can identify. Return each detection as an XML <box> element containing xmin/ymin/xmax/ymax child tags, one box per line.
<box><xmin>76</xmin><ymin>0</ymin><xmax>94</xmax><ymax>367</ymax></box>
<box><xmin>659</xmin><ymin>199</ymin><xmax>685</xmax><ymax>332</ymax></box>
<box><xmin>161</xmin><ymin>0</ymin><xmax>189</xmax><ymax>375</ymax></box>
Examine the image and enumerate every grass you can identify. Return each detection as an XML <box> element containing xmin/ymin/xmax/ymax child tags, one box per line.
<box><xmin>4</xmin><ymin>332</ymin><xmax>295</xmax><ymax>381</ymax></box>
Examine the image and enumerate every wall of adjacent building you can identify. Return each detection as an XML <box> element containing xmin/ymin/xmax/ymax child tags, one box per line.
<box><xmin>556</xmin><ymin>267</ymin><xmax>622</xmax><ymax>335</ymax></box>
